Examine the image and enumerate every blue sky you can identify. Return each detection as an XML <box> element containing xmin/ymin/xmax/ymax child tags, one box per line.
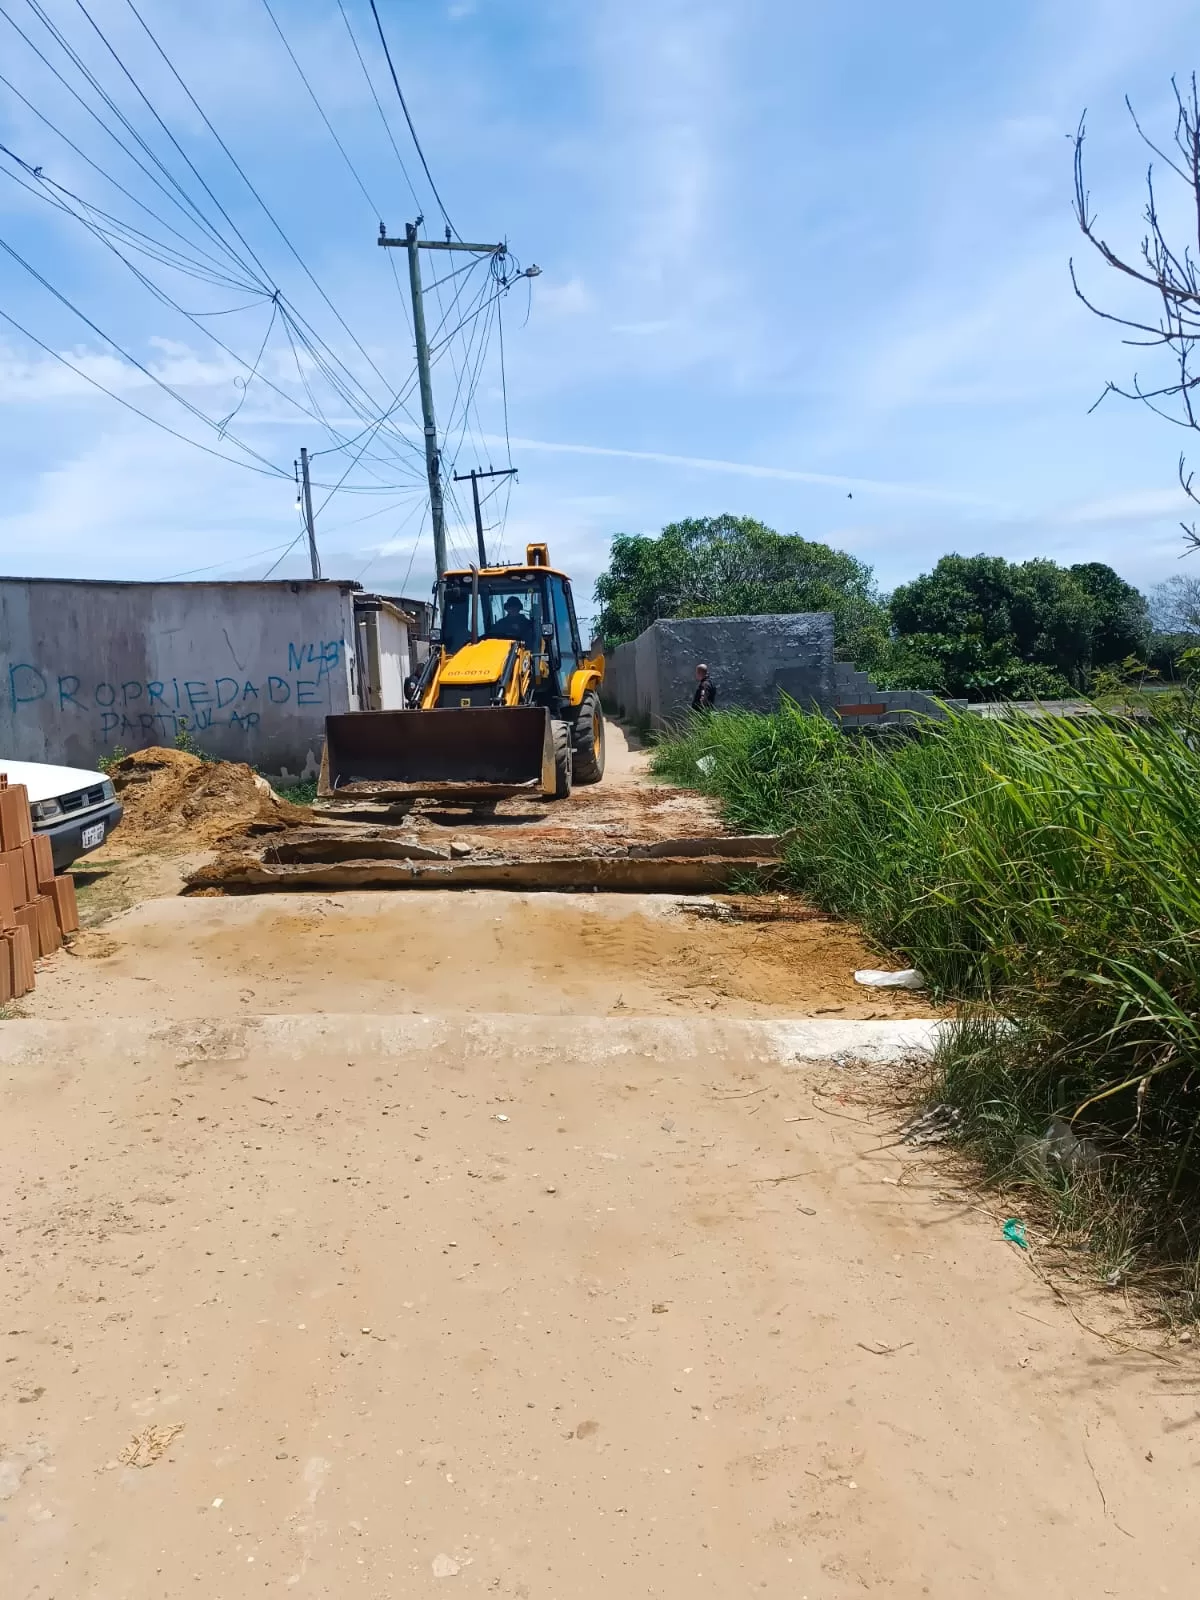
<box><xmin>2</xmin><ymin>0</ymin><xmax>1199</xmax><ymax>627</ymax></box>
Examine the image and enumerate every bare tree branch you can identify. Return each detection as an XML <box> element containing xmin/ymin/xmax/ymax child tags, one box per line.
<box><xmin>1075</xmin><ymin>78</ymin><xmax>1200</xmax><ymax>556</ymax></box>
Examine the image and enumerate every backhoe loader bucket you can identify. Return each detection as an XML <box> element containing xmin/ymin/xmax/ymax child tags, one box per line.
<box><xmin>319</xmin><ymin>707</ymin><xmax>555</xmax><ymax>801</ymax></box>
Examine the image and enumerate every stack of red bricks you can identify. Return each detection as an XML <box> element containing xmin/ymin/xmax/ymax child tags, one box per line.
<box><xmin>0</xmin><ymin>774</ymin><xmax>80</xmax><ymax>1003</ymax></box>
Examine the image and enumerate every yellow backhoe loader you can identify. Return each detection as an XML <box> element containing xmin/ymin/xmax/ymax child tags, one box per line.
<box><xmin>320</xmin><ymin>545</ymin><xmax>605</xmax><ymax>803</ymax></box>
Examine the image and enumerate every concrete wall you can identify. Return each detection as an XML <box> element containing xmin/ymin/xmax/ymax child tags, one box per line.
<box><xmin>0</xmin><ymin>578</ymin><xmax>360</xmax><ymax>778</ymax></box>
<box><xmin>832</xmin><ymin>663</ymin><xmax>968</xmax><ymax>726</ymax></box>
<box><xmin>603</xmin><ymin>613</ymin><xmax>836</xmax><ymax>728</ymax></box>
<box><xmin>375</xmin><ymin>607</ymin><xmax>412</xmax><ymax>710</ymax></box>
<box><xmin>601</xmin><ymin>615</ymin><xmax>964</xmax><ymax>733</ymax></box>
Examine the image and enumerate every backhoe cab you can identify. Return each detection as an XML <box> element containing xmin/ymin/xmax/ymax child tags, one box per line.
<box><xmin>320</xmin><ymin>545</ymin><xmax>605</xmax><ymax>803</ymax></box>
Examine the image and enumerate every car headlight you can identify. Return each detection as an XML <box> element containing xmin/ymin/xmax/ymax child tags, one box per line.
<box><xmin>32</xmin><ymin>798</ymin><xmax>62</xmax><ymax>822</ymax></box>
<box><xmin>101</xmin><ymin>779</ymin><xmax>115</xmax><ymax>801</ymax></box>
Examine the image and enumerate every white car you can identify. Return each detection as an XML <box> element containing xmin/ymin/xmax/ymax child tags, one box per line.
<box><xmin>0</xmin><ymin>759</ymin><xmax>123</xmax><ymax>871</ymax></box>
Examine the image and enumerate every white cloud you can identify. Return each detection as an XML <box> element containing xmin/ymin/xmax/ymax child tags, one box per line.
<box><xmin>0</xmin><ymin>339</ymin><xmax>271</xmax><ymax>403</ymax></box>
<box><xmin>533</xmin><ymin>276</ymin><xmax>595</xmax><ymax>318</ymax></box>
<box><xmin>503</xmin><ymin>434</ymin><xmax>994</xmax><ymax>506</ymax></box>
<box><xmin>1057</xmin><ymin>487</ymin><xmax>1195</xmax><ymax>526</ymax></box>
<box><xmin>0</xmin><ymin>423</ymin><xmax>293</xmax><ymax>576</ymax></box>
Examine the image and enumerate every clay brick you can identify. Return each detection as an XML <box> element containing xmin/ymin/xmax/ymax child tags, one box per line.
<box><xmin>32</xmin><ymin>832</ymin><xmax>55</xmax><ymax>891</ymax></box>
<box><xmin>36</xmin><ymin>894</ymin><xmax>62</xmax><ymax>956</ymax></box>
<box><xmin>0</xmin><ymin>936</ymin><xmax>11</xmax><ymax>1004</ymax></box>
<box><xmin>0</xmin><ymin>850</ymin><xmax>28</xmax><ymax>908</ymax></box>
<box><xmin>5</xmin><ymin>924</ymin><xmax>35</xmax><ymax>996</ymax></box>
<box><xmin>50</xmin><ymin>875</ymin><xmax>79</xmax><ymax>935</ymax></box>
<box><xmin>15</xmin><ymin>903</ymin><xmax>39</xmax><ymax>963</ymax></box>
<box><xmin>0</xmin><ymin>779</ymin><xmax>32</xmax><ymax>850</ymax></box>
<box><xmin>19</xmin><ymin>840</ymin><xmax>38</xmax><ymax>906</ymax></box>
<box><xmin>0</xmin><ymin>861</ymin><xmax>14</xmax><ymax>931</ymax></box>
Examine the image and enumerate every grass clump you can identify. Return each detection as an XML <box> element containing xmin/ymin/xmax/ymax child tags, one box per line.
<box><xmin>653</xmin><ymin>700</ymin><xmax>1200</xmax><ymax>1306</ymax></box>
<box><xmin>272</xmin><ymin>777</ymin><xmax>318</xmax><ymax>806</ymax></box>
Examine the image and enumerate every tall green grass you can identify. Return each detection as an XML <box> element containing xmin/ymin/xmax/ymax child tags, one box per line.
<box><xmin>653</xmin><ymin>703</ymin><xmax>1200</xmax><ymax>1297</ymax></box>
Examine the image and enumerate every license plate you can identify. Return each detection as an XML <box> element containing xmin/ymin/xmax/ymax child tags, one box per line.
<box><xmin>81</xmin><ymin>822</ymin><xmax>105</xmax><ymax>849</ymax></box>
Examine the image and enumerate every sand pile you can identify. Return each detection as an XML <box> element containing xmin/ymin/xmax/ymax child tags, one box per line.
<box><xmin>108</xmin><ymin>748</ymin><xmax>309</xmax><ymax>851</ymax></box>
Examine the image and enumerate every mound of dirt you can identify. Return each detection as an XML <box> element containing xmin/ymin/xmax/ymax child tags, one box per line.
<box><xmin>108</xmin><ymin>747</ymin><xmax>309</xmax><ymax>851</ymax></box>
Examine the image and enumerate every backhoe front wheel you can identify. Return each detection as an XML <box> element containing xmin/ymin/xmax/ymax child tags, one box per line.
<box><xmin>551</xmin><ymin>718</ymin><xmax>573</xmax><ymax>799</ymax></box>
<box><xmin>571</xmin><ymin>692</ymin><xmax>605</xmax><ymax>785</ymax></box>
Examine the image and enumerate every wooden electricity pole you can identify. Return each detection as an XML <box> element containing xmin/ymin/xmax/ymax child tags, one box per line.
<box><xmin>452</xmin><ymin>465</ymin><xmax>518</xmax><ymax>566</ymax></box>
<box><xmin>378</xmin><ymin>223</ymin><xmax>507</xmax><ymax>578</ymax></box>
<box><xmin>298</xmin><ymin>446</ymin><xmax>321</xmax><ymax>580</ymax></box>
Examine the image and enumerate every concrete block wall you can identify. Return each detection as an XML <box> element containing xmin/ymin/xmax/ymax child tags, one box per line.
<box><xmin>602</xmin><ymin>638</ymin><xmax>638</xmax><ymax>719</ymax></box>
<box><xmin>601</xmin><ymin>616</ymin><xmax>961</xmax><ymax>733</ymax></box>
<box><xmin>832</xmin><ymin>662</ymin><xmax>967</xmax><ymax>727</ymax></box>
<box><xmin>603</xmin><ymin>613</ymin><xmax>835</xmax><ymax>729</ymax></box>
<box><xmin>0</xmin><ymin>577</ymin><xmax>361</xmax><ymax>778</ymax></box>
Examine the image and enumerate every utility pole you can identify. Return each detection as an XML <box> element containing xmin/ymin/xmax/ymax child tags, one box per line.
<box><xmin>452</xmin><ymin>465</ymin><xmax>518</xmax><ymax>566</ymax></box>
<box><xmin>298</xmin><ymin>446</ymin><xmax>321</xmax><ymax>580</ymax></box>
<box><xmin>379</xmin><ymin>223</ymin><xmax>534</xmax><ymax>578</ymax></box>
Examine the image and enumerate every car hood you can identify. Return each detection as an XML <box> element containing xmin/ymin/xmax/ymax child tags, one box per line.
<box><xmin>0</xmin><ymin>758</ymin><xmax>108</xmax><ymax>804</ymax></box>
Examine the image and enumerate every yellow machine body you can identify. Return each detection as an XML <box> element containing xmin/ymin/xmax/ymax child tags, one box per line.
<box><xmin>320</xmin><ymin>546</ymin><xmax>605</xmax><ymax>802</ymax></box>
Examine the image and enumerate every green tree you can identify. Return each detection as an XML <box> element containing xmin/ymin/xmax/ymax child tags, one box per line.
<box><xmin>1069</xmin><ymin>561</ymin><xmax>1151</xmax><ymax>664</ymax></box>
<box><xmin>886</xmin><ymin>554</ymin><xmax>1148</xmax><ymax>698</ymax></box>
<box><xmin>594</xmin><ymin>515</ymin><xmax>888</xmax><ymax>659</ymax></box>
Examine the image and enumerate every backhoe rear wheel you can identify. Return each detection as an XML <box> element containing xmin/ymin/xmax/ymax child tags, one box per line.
<box><xmin>552</xmin><ymin>718</ymin><xmax>573</xmax><ymax>799</ymax></box>
<box><xmin>571</xmin><ymin>691</ymin><xmax>605</xmax><ymax>785</ymax></box>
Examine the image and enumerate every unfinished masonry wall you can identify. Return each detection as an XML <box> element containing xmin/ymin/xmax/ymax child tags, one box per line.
<box><xmin>832</xmin><ymin>664</ymin><xmax>968</xmax><ymax>726</ymax></box>
<box><xmin>604</xmin><ymin>615</ymin><xmax>965</xmax><ymax>731</ymax></box>
<box><xmin>605</xmin><ymin>613</ymin><xmax>836</xmax><ymax>728</ymax></box>
<box><xmin>0</xmin><ymin>578</ymin><xmax>359</xmax><ymax>778</ymax></box>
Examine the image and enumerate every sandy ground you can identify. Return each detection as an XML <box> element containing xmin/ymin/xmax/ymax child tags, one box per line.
<box><xmin>2</xmin><ymin>722</ymin><xmax>1197</xmax><ymax>1595</ymax></box>
<box><xmin>2</xmin><ymin>1016</ymin><xmax>1196</xmax><ymax>1598</ymax></box>
<box><xmin>24</xmin><ymin>892</ymin><xmax>942</xmax><ymax>1024</ymax></box>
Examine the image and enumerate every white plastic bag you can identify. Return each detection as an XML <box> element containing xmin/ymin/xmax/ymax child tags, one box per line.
<box><xmin>854</xmin><ymin>968</ymin><xmax>926</xmax><ymax>990</ymax></box>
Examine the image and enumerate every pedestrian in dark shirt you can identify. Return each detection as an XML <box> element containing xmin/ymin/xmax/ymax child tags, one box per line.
<box><xmin>691</xmin><ymin>662</ymin><xmax>717</xmax><ymax>711</ymax></box>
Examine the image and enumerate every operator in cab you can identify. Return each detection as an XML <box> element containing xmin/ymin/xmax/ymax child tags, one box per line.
<box><xmin>489</xmin><ymin>594</ymin><xmax>535</xmax><ymax>650</ymax></box>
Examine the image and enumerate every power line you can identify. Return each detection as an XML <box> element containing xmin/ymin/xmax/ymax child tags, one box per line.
<box><xmin>428</xmin><ymin>280</ymin><xmax>513</xmax><ymax>356</ymax></box>
<box><xmin>0</xmin><ymin>69</ymin><xmax>260</xmax><ymax>292</ymax></box>
<box><xmin>427</xmin><ymin>257</ymin><xmax>500</xmax><ymax>486</ymax></box>
<box><xmin>258</xmin><ymin>0</ymin><xmax>380</xmax><ymax>216</ymax></box>
<box><xmin>311</xmin><ymin>378</ymin><xmax>427</xmax><ymax>519</ymax></box>
<box><xmin>441</xmin><ymin>283</ymin><xmax>499</xmax><ymax>483</ymax></box>
<box><xmin>9</xmin><ymin>0</ymin><xmax>425</xmax><ymax>489</ymax></box>
<box><xmin>117</xmin><ymin>0</ymin><xmax>406</xmax><ymax>408</ymax></box>
<box><xmin>11</xmin><ymin>3</ymin><xmax>429</xmax><ymax>467</ymax></box>
<box><xmin>497</xmin><ymin>294</ymin><xmax>513</xmax><ymax>468</ymax></box>
<box><xmin>0</xmin><ymin>149</ymin><xmax>426</xmax><ymax>489</ymax></box>
<box><xmin>367</xmin><ymin>0</ymin><xmax>457</xmax><ymax>237</ymax></box>
<box><xmin>336</xmin><ymin>0</ymin><xmax>421</xmax><ymax>214</ymax></box>
<box><xmin>398</xmin><ymin>505</ymin><xmax>430</xmax><ymax>589</ymax></box>
<box><xmin>0</xmin><ymin>301</ymin><xmax>288</xmax><ymax>478</ymax></box>
<box><xmin>216</xmin><ymin>296</ymin><xmax>278</xmax><ymax>438</ymax></box>
<box><xmin>2</xmin><ymin>129</ymin><xmax>425</xmax><ymax>481</ymax></box>
<box><xmin>262</xmin><ymin>526</ymin><xmax>306</xmax><ymax>580</ymax></box>
<box><xmin>318</xmin><ymin>495</ymin><xmax>427</xmax><ymax>539</ymax></box>
<box><xmin>0</xmin><ymin>5</ymin><xmax>265</xmax><ymax>288</ymax></box>
<box><xmin>163</xmin><ymin>539</ymin><xmax>298</xmax><ymax>579</ymax></box>
<box><xmin>45</xmin><ymin>0</ymin><xmax>276</xmax><ymax>284</ymax></box>
<box><xmin>277</xmin><ymin>299</ymin><xmax>425</xmax><ymax>457</ymax></box>
<box><xmin>0</xmin><ymin>230</ymin><xmax>287</xmax><ymax>475</ymax></box>
<box><xmin>0</xmin><ymin>149</ymin><xmax>256</xmax><ymax>295</ymax></box>
<box><xmin>494</xmin><ymin>296</ymin><xmax>513</xmax><ymax>554</ymax></box>
<box><xmin>356</xmin><ymin>495</ymin><xmax>427</xmax><ymax>583</ymax></box>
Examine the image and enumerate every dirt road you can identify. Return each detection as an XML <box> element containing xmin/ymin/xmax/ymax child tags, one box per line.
<box><xmin>1</xmin><ymin>729</ymin><xmax>1196</xmax><ymax>1597</ymax></box>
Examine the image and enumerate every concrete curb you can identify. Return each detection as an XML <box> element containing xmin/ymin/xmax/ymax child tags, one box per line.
<box><xmin>0</xmin><ymin>1013</ymin><xmax>947</xmax><ymax>1068</ymax></box>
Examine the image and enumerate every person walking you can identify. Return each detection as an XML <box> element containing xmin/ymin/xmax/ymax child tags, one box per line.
<box><xmin>691</xmin><ymin>663</ymin><xmax>717</xmax><ymax>711</ymax></box>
